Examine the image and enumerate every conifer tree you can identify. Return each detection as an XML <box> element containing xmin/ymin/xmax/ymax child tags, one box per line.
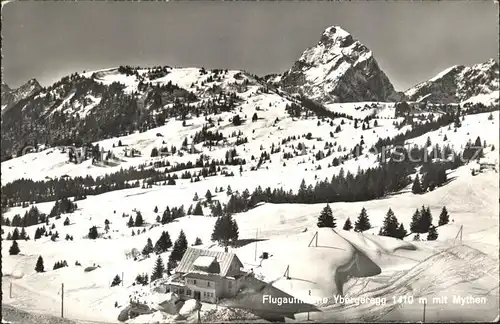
<box><xmin>205</xmin><ymin>190</ymin><xmax>213</xmax><ymax>202</ymax></box>
<box><xmin>35</xmin><ymin>255</ymin><xmax>44</xmax><ymax>272</ymax></box>
<box><xmin>134</xmin><ymin>212</ymin><xmax>144</xmax><ymax>227</ymax></box>
<box><xmin>193</xmin><ymin>237</ymin><xmax>203</xmax><ymax>246</ymax></box>
<box><xmin>379</xmin><ymin>208</ymin><xmax>399</xmax><ymax>238</ymax></box>
<box><xmin>193</xmin><ymin>192</ymin><xmax>199</xmax><ymax>201</ymax></box>
<box><xmin>427</xmin><ymin>225</ymin><xmax>438</xmax><ymax>241</ymax></box>
<box><xmin>192</xmin><ymin>202</ymin><xmax>204</xmax><ymax>216</ymax></box>
<box><xmin>154</xmin><ymin>231</ymin><xmax>172</xmax><ymax>254</ymax></box>
<box><xmin>170</xmin><ymin>230</ymin><xmax>188</xmax><ymax>262</ymax></box>
<box><xmin>34</xmin><ymin>228</ymin><xmax>42</xmax><ymax>240</ymax></box>
<box><xmin>420</xmin><ymin>206</ymin><xmax>433</xmax><ymax>233</ymax></box>
<box><xmin>438</xmin><ymin>206</ymin><xmax>449</xmax><ymax>226</ymax></box>
<box><xmin>9</xmin><ymin>240</ymin><xmax>20</xmax><ymax>255</ymax></box>
<box><xmin>211</xmin><ymin>201</ymin><xmax>223</xmax><ymax>217</ymax></box>
<box><xmin>20</xmin><ymin>227</ymin><xmax>27</xmax><ymax>240</ymax></box>
<box><xmin>128</xmin><ymin>216</ymin><xmax>134</xmax><ymax>227</ymax></box>
<box><xmin>412</xmin><ymin>175</ymin><xmax>423</xmax><ymax>194</ymax></box>
<box><xmin>142</xmin><ymin>238</ymin><xmax>154</xmax><ymax>256</ymax></box>
<box><xmin>396</xmin><ymin>224</ymin><xmax>407</xmax><ymax>239</ymax></box>
<box><xmin>343</xmin><ymin>218</ymin><xmax>353</xmax><ymax>231</ymax></box>
<box><xmin>154</xmin><ymin>206</ymin><xmax>158</xmax><ymax>213</ymax></box>
<box><xmin>12</xmin><ymin>227</ymin><xmax>20</xmax><ymax>240</ymax></box>
<box><xmin>354</xmin><ymin>207</ymin><xmax>371</xmax><ymax>232</ymax></box>
<box><xmin>111</xmin><ymin>274</ymin><xmax>121</xmax><ymax>287</ymax></box>
<box><xmin>88</xmin><ymin>226</ymin><xmax>98</xmax><ymax>239</ymax></box>
<box><xmin>410</xmin><ymin>209</ymin><xmax>422</xmax><ymax>233</ymax></box>
<box><xmin>151</xmin><ymin>255</ymin><xmax>165</xmax><ymax>281</ymax></box>
<box><xmin>161</xmin><ymin>207</ymin><xmax>172</xmax><ymax>224</ymax></box>
<box><xmin>64</xmin><ymin>217</ymin><xmax>70</xmax><ymax>226</ymax></box>
<box><xmin>317</xmin><ymin>204</ymin><xmax>336</xmax><ymax>228</ymax></box>
<box><xmin>211</xmin><ymin>214</ymin><xmax>239</xmax><ymax>245</ymax></box>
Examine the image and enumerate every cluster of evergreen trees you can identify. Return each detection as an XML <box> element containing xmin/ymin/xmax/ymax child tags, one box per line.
<box><xmin>1</xmin><ymin>206</ymin><xmax>47</xmax><ymax>227</ymax></box>
<box><xmin>135</xmin><ymin>273</ymin><xmax>149</xmax><ymax>286</ymax></box>
<box><xmin>378</xmin><ymin>208</ymin><xmax>407</xmax><ymax>239</ymax></box>
<box><xmin>315</xmin><ymin>203</ymin><xmax>449</xmax><ymax>241</ymax></box>
<box><xmin>127</xmin><ymin>212</ymin><xmax>145</xmax><ymax>227</ymax></box>
<box><xmin>53</xmin><ymin>260</ymin><xmax>68</xmax><ymax>270</ymax></box>
<box><xmin>5</xmin><ymin>227</ymin><xmax>29</xmax><ymax>241</ymax></box>
<box><xmin>49</xmin><ymin>198</ymin><xmax>78</xmax><ymax>217</ymax></box>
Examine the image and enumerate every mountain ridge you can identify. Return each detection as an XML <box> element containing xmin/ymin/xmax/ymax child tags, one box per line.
<box><xmin>405</xmin><ymin>59</ymin><xmax>499</xmax><ymax>104</ymax></box>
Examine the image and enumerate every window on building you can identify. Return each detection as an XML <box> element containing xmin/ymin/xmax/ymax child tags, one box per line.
<box><xmin>179</xmin><ymin>289</ymin><xmax>184</xmax><ymax>295</ymax></box>
<box><xmin>193</xmin><ymin>279</ymin><xmax>197</xmax><ymax>285</ymax></box>
<box><xmin>207</xmin><ymin>281</ymin><xmax>211</xmax><ymax>287</ymax></box>
<box><xmin>186</xmin><ymin>289</ymin><xmax>191</xmax><ymax>296</ymax></box>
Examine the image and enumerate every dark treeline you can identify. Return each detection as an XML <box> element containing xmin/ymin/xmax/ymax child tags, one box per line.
<box><xmin>1</xmin><ymin>147</ymin><xmax>249</xmax><ymax>206</ymax></box>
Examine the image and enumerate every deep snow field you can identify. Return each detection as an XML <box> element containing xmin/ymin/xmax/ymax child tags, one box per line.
<box><xmin>1</xmin><ymin>72</ymin><xmax>499</xmax><ymax>323</ymax></box>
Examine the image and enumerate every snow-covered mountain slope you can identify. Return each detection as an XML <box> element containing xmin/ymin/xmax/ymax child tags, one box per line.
<box><xmin>2</xmin><ymin>156</ymin><xmax>498</xmax><ymax>322</ymax></box>
<box><xmin>279</xmin><ymin>26</ymin><xmax>404</xmax><ymax>104</ymax></box>
<box><xmin>0</xmin><ymin>65</ymin><xmax>283</xmax><ymax>160</ymax></box>
<box><xmin>1</xmin><ymin>79</ymin><xmax>42</xmax><ymax>113</ymax></box>
<box><xmin>405</xmin><ymin>59</ymin><xmax>499</xmax><ymax>105</ymax></box>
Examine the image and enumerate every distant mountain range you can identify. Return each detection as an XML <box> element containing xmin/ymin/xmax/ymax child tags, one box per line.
<box><xmin>1</xmin><ymin>25</ymin><xmax>498</xmax><ymax>160</ymax></box>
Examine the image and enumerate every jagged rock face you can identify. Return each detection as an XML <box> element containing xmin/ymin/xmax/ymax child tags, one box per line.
<box><xmin>405</xmin><ymin>59</ymin><xmax>499</xmax><ymax>104</ymax></box>
<box><xmin>1</xmin><ymin>79</ymin><xmax>42</xmax><ymax>113</ymax></box>
<box><xmin>280</xmin><ymin>26</ymin><xmax>404</xmax><ymax>104</ymax></box>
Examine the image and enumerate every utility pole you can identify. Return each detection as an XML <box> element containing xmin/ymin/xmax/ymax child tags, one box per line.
<box><xmin>254</xmin><ymin>229</ymin><xmax>258</xmax><ymax>262</ymax></box>
<box><xmin>122</xmin><ymin>272</ymin><xmax>124</xmax><ymax>286</ymax></box>
<box><xmin>61</xmin><ymin>283</ymin><xmax>64</xmax><ymax>318</ymax></box>
<box><xmin>459</xmin><ymin>225</ymin><xmax>463</xmax><ymax>244</ymax></box>
<box><xmin>422</xmin><ymin>300</ymin><xmax>426</xmax><ymax>323</ymax></box>
<box><xmin>9</xmin><ymin>282</ymin><xmax>12</xmax><ymax>298</ymax></box>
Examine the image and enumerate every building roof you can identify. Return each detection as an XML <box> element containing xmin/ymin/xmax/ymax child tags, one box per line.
<box><xmin>193</xmin><ymin>255</ymin><xmax>216</xmax><ymax>268</ymax></box>
<box><xmin>175</xmin><ymin>247</ymin><xmax>242</xmax><ymax>277</ymax></box>
<box><xmin>184</xmin><ymin>271</ymin><xmax>221</xmax><ymax>282</ymax></box>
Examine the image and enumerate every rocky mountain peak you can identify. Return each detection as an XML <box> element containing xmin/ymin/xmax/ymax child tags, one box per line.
<box><xmin>279</xmin><ymin>25</ymin><xmax>403</xmax><ymax>104</ymax></box>
<box><xmin>1</xmin><ymin>78</ymin><xmax>42</xmax><ymax>113</ymax></box>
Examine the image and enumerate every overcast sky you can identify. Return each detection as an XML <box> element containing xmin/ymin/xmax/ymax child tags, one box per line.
<box><xmin>2</xmin><ymin>1</ymin><xmax>498</xmax><ymax>91</ymax></box>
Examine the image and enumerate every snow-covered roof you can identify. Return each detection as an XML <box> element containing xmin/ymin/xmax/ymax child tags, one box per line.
<box><xmin>193</xmin><ymin>255</ymin><xmax>216</xmax><ymax>268</ymax></box>
<box><xmin>175</xmin><ymin>247</ymin><xmax>242</xmax><ymax>277</ymax></box>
